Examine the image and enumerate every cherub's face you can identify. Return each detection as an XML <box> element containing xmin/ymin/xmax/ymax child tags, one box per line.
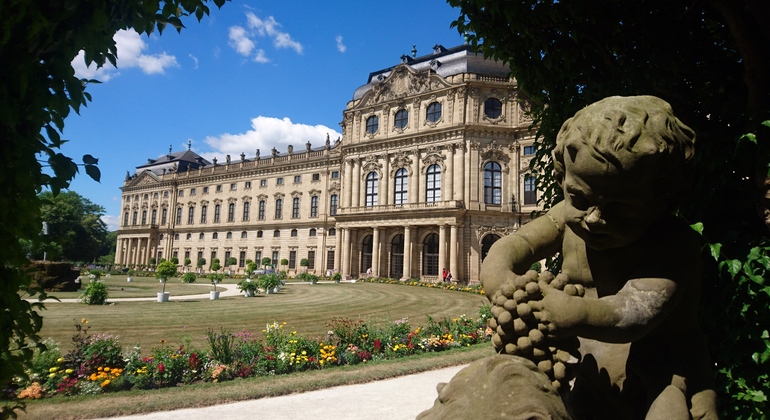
<box><xmin>562</xmin><ymin>150</ymin><xmax>668</xmax><ymax>250</ymax></box>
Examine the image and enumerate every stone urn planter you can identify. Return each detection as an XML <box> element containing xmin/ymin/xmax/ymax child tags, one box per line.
<box><xmin>244</xmin><ymin>289</ymin><xmax>256</xmax><ymax>297</ymax></box>
<box><xmin>157</xmin><ymin>292</ymin><xmax>170</xmax><ymax>302</ymax></box>
<box><xmin>126</xmin><ymin>277</ymin><xmax>133</xmax><ymax>282</ymax></box>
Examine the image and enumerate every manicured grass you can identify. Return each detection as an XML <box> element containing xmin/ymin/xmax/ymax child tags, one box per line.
<box><xmin>36</xmin><ymin>280</ymin><xmax>489</xmax><ymax>356</ymax></box>
<box><xmin>19</xmin><ymin>280</ymin><xmax>493</xmax><ymax>419</ymax></box>
<box><xmin>35</xmin><ymin>274</ymin><xmax>219</xmax><ymax>300</ymax></box>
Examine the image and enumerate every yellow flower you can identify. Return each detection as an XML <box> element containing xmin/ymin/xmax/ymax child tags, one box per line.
<box><xmin>56</xmin><ymin>357</ymin><xmax>64</xmax><ymax>363</ymax></box>
<box><xmin>65</xmin><ymin>369</ymin><xmax>73</xmax><ymax>374</ymax></box>
<box><xmin>101</xmin><ymin>379</ymin><xmax>110</xmax><ymax>388</ymax></box>
<box><xmin>81</xmin><ymin>318</ymin><xmax>88</xmax><ymax>324</ymax></box>
<box><xmin>48</xmin><ymin>373</ymin><xmax>56</xmax><ymax>378</ymax></box>
<box><xmin>49</xmin><ymin>367</ymin><xmax>58</xmax><ymax>373</ymax></box>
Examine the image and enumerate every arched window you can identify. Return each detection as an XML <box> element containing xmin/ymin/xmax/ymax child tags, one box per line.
<box><xmin>175</xmin><ymin>207</ymin><xmax>182</xmax><ymax>224</ymax></box>
<box><xmin>291</xmin><ymin>229</ymin><xmax>298</xmax><ymax>237</ymax></box>
<box><xmin>257</xmin><ymin>230</ymin><xmax>263</xmax><ymax>238</ymax></box>
<box><xmin>242</xmin><ymin>201</ymin><xmax>250</xmax><ymax>221</ymax></box>
<box><xmin>484</xmin><ymin>98</ymin><xmax>502</xmax><ymax>119</ymax></box>
<box><xmin>200</xmin><ymin>205</ymin><xmax>207</xmax><ymax>223</ymax></box>
<box><xmin>390</xmin><ymin>234</ymin><xmax>404</xmax><ymax>279</ymax></box>
<box><xmin>132</xmin><ymin>211</ymin><xmax>138</xmax><ymax>225</ymax></box>
<box><xmin>241</xmin><ymin>231</ymin><xmax>248</xmax><ymax>239</ymax></box>
<box><xmin>394</xmin><ymin>109</ymin><xmax>408</xmax><ymax>129</ymax></box>
<box><xmin>365</xmin><ymin>172</ymin><xmax>378</xmax><ymax>207</ymax></box>
<box><xmin>141</xmin><ymin>210</ymin><xmax>147</xmax><ymax>225</ymax></box>
<box><xmin>187</xmin><ymin>207</ymin><xmax>194</xmax><ymax>224</ymax></box>
<box><xmin>366</xmin><ymin>115</ymin><xmax>379</xmax><ymax>134</ymax></box>
<box><xmin>123</xmin><ymin>211</ymin><xmax>129</xmax><ymax>226</ymax></box>
<box><xmin>330</xmin><ymin>194</ymin><xmax>338</xmax><ymax>215</ymax></box>
<box><xmin>328</xmin><ymin>228</ymin><xmax>336</xmax><ymax>236</ymax></box>
<box><xmin>186</xmin><ymin>233</ymin><xmax>192</xmax><ymax>240</ymax></box>
<box><xmin>214</xmin><ymin>204</ymin><xmax>221</xmax><ymax>223</ymax></box>
<box><xmin>213</xmin><ymin>232</ymin><xmax>218</xmax><ymax>239</ymax></box>
<box><xmin>151</xmin><ymin>209</ymin><xmax>157</xmax><ymax>225</ymax></box>
<box><xmin>227</xmin><ymin>203</ymin><xmax>235</xmax><ymax>222</ymax></box>
<box><xmin>426</xmin><ymin>164</ymin><xmax>441</xmax><ymax>203</ymax></box>
<box><xmin>292</xmin><ymin>197</ymin><xmax>300</xmax><ymax>218</ymax></box>
<box><xmin>481</xmin><ymin>234</ymin><xmax>501</xmax><ymax>261</ymax></box>
<box><xmin>275</xmin><ymin>198</ymin><xmax>283</xmax><ymax>219</ymax></box>
<box><xmin>422</xmin><ymin>233</ymin><xmax>439</xmax><ymax>276</ymax></box>
<box><xmin>199</xmin><ymin>233</ymin><xmax>205</xmax><ymax>240</ymax></box>
<box><xmin>310</xmin><ymin>196</ymin><xmax>319</xmax><ymax>217</ymax></box>
<box><xmin>258</xmin><ymin>200</ymin><xmax>266</xmax><ymax>220</ymax></box>
<box><xmin>426</xmin><ymin>102</ymin><xmax>442</xmax><ymax>122</ymax></box>
<box><xmin>309</xmin><ymin>228</ymin><xmax>317</xmax><ymax>237</ymax></box>
<box><xmin>273</xmin><ymin>229</ymin><xmax>280</xmax><ymax>237</ymax></box>
<box><xmin>161</xmin><ymin>207</ymin><xmax>167</xmax><ymax>225</ymax></box>
<box><xmin>361</xmin><ymin>235</ymin><xmax>373</xmax><ymax>274</ymax></box>
<box><xmin>484</xmin><ymin>161</ymin><xmax>502</xmax><ymax>204</ymax></box>
<box><xmin>226</xmin><ymin>231</ymin><xmax>232</xmax><ymax>239</ymax></box>
<box><xmin>394</xmin><ymin>168</ymin><xmax>407</xmax><ymax>205</ymax></box>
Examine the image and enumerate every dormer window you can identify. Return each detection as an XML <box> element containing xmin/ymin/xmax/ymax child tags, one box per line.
<box><xmin>366</xmin><ymin>115</ymin><xmax>379</xmax><ymax>134</ymax></box>
<box><xmin>394</xmin><ymin>109</ymin><xmax>408</xmax><ymax>129</ymax></box>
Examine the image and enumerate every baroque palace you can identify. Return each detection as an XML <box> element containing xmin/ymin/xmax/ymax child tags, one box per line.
<box><xmin>115</xmin><ymin>44</ymin><xmax>541</xmax><ymax>283</ymax></box>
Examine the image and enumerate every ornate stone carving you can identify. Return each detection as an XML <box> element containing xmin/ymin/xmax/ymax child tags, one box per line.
<box><xmin>390</xmin><ymin>151</ymin><xmax>413</xmax><ymax>176</ymax></box>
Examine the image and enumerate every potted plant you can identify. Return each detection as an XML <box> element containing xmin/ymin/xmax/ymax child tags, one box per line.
<box><xmin>261</xmin><ymin>257</ymin><xmax>272</xmax><ymax>270</ymax></box>
<box><xmin>181</xmin><ymin>272</ymin><xmax>196</xmax><ymax>283</ymax></box>
<box><xmin>155</xmin><ymin>260</ymin><xmax>177</xmax><ymax>302</ymax></box>
<box><xmin>208</xmin><ymin>258</ymin><xmax>222</xmax><ymax>300</ymax></box>
<box><xmin>246</xmin><ymin>260</ymin><xmax>258</xmax><ymax>279</ymax></box>
<box><xmin>226</xmin><ymin>256</ymin><xmax>237</xmax><ymax>276</ymax></box>
<box><xmin>300</xmin><ymin>258</ymin><xmax>309</xmax><ymax>272</ymax></box>
<box><xmin>280</xmin><ymin>258</ymin><xmax>288</xmax><ymax>272</ymax></box>
<box><xmin>259</xmin><ymin>273</ymin><xmax>281</xmax><ymax>294</ymax></box>
<box><xmin>237</xmin><ymin>279</ymin><xmax>259</xmax><ymax>297</ymax></box>
<box><xmin>197</xmin><ymin>257</ymin><xmax>206</xmax><ymax>273</ymax></box>
<box><xmin>332</xmin><ymin>272</ymin><xmax>342</xmax><ymax>284</ymax></box>
<box><xmin>184</xmin><ymin>257</ymin><xmax>192</xmax><ymax>273</ymax></box>
<box><xmin>126</xmin><ymin>268</ymin><xmax>134</xmax><ymax>282</ymax></box>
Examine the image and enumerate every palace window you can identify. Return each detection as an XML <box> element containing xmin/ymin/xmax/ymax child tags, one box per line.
<box><xmin>310</xmin><ymin>196</ymin><xmax>319</xmax><ymax>217</ymax></box>
<box><xmin>228</xmin><ymin>203</ymin><xmax>235</xmax><ymax>222</ymax></box>
<box><xmin>484</xmin><ymin>161</ymin><xmax>502</xmax><ymax>205</ymax></box>
<box><xmin>187</xmin><ymin>206</ymin><xmax>194</xmax><ymax>224</ymax></box>
<box><xmin>200</xmin><ymin>205</ymin><xmax>207</xmax><ymax>223</ymax></box>
<box><xmin>524</xmin><ymin>175</ymin><xmax>537</xmax><ymax>205</ymax></box>
<box><xmin>366</xmin><ymin>115</ymin><xmax>379</xmax><ymax>134</ymax></box>
<box><xmin>275</xmin><ymin>198</ymin><xmax>283</xmax><ymax>219</ymax></box>
<box><xmin>330</xmin><ymin>194</ymin><xmax>338</xmax><ymax>215</ymax></box>
<box><xmin>484</xmin><ymin>98</ymin><xmax>503</xmax><ymax>119</ymax></box>
<box><xmin>365</xmin><ymin>172</ymin><xmax>378</xmax><ymax>207</ymax></box>
<box><xmin>523</xmin><ymin>145</ymin><xmax>535</xmax><ymax>155</ymax></box>
<box><xmin>292</xmin><ymin>197</ymin><xmax>300</xmax><ymax>219</ymax></box>
<box><xmin>394</xmin><ymin>168</ymin><xmax>407</xmax><ymax>205</ymax></box>
<box><xmin>242</xmin><ymin>201</ymin><xmax>250</xmax><ymax>221</ymax></box>
<box><xmin>394</xmin><ymin>109</ymin><xmax>408</xmax><ymax>129</ymax></box>
<box><xmin>426</xmin><ymin>102</ymin><xmax>442</xmax><ymax>122</ymax></box>
<box><xmin>175</xmin><ymin>207</ymin><xmax>182</xmax><ymax>224</ymax></box>
<box><xmin>214</xmin><ymin>204</ymin><xmax>221</xmax><ymax>223</ymax></box>
<box><xmin>141</xmin><ymin>210</ymin><xmax>147</xmax><ymax>225</ymax></box>
<box><xmin>426</xmin><ymin>164</ymin><xmax>441</xmax><ymax>203</ymax></box>
<box><xmin>151</xmin><ymin>209</ymin><xmax>157</xmax><ymax>225</ymax></box>
<box><xmin>258</xmin><ymin>200</ymin><xmax>265</xmax><ymax>220</ymax></box>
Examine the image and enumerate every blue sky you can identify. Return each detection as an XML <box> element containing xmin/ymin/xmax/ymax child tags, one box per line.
<box><xmin>61</xmin><ymin>0</ymin><xmax>468</xmax><ymax>230</ymax></box>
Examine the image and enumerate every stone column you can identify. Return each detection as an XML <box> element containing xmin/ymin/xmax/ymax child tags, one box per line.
<box><xmin>438</xmin><ymin>224</ymin><xmax>447</xmax><ymax>279</ymax></box>
<box><xmin>402</xmin><ymin>226</ymin><xmax>412</xmax><ymax>280</ymax></box>
<box><xmin>450</xmin><ymin>225</ymin><xmax>459</xmax><ymax>282</ymax></box>
<box><xmin>334</xmin><ymin>228</ymin><xmax>342</xmax><ymax>271</ymax></box>
<box><xmin>457</xmin><ymin>143</ymin><xmax>466</xmax><ymax>202</ymax></box>
<box><xmin>409</xmin><ymin>151</ymin><xmax>419</xmax><ymax>204</ymax></box>
<box><xmin>341</xmin><ymin>228</ymin><xmax>350</xmax><ymax>276</ymax></box>
<box><xmin>446</xmin><ymin>145</ymin><xmax>454</xmax><ymax>202</ymax></box>
<box><xmin>344</xmin><ymin>159</ymin><xmax>354</xmax><ymax>208</ymax></box>
<box><xmin>353</xmin><ymin>159</ymin><xmax>361</xmax><ymax>208</ymax></box>
<box><xmin>372</xmin><ymin>227</ymin><xmax>380</xmax><ymax>276</ymax></box>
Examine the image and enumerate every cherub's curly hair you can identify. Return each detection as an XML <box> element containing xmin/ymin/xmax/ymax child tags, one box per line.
<box><xmin>553</xmin><ymin>96</ymin><xmax>695</xmax><ymax>208</ymax></box>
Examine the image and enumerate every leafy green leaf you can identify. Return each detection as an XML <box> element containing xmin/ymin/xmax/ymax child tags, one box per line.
<box><xmin>84</xmin><ymin>165</ymin><xmax>101</xmax><ymax>183</ymax></box>
<box><xmin>709</xmin><ymin>243</ymin><xmax>722</xmax><ymax>261</ymax></box>
<box><xmin>82</xmin><ymin>154</ymin><xmax>99</xmax><ymax>165</ymax></box>
<box><xmin>690</xmin><ymin>222</ymin><xmax>704</xmax><ymax>235</ymax></box>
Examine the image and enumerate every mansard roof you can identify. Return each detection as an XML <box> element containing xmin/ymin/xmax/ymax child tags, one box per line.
<box><xmin>352</xmin><ymin>44</ymin><xmax>510</xmax><ymax>100</ymax></box>
<box><xmin>135</xmin><ymin>149</ymin><xmax>210</xmax><ymax>175</ymax></box>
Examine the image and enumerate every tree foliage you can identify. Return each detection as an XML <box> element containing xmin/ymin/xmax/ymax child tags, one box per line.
<box><xmin>448</xmin><ymin>0</ymin><xmax>769</xmax><ymax>417</ymax></box>
<box><xmin>0</xmin><ymin>0</ymin><xmax>227</xmax><ymax>416</ymax></box>
<box><xmin>34</xmin><ymin>191</ymin><xmax>109</xmax><ymax>263</ymax></box>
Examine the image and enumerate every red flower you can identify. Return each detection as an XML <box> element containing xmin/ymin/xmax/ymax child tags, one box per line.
<box><xmin>157</xmin><ymin>363</ymin><xmax>165</xmax><ymax>374</ymax></box>
<box><xmin>373</xmin><ymin>339</ymin><xmax>381</xmax><ymax>353</ymax></box>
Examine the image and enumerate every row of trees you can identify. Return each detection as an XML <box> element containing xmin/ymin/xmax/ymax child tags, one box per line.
<box><xmin>448</xmin><ymin>0</ymin><xmax>768</xmax><ymax>417</ymax></box>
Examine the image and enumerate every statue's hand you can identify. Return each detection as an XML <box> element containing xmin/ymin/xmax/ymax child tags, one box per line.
<box><xmin>530</xmin><ymin>282</ymin><xmax>584</xmax><ymax>339</ymax></box>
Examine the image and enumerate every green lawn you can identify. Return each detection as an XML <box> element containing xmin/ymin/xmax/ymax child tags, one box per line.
<box><xmin>35</xmin><ymin>277</ymin><xmax>489</xmax><ymax>355</ymax></box>
<box><xmin>18</xmin><ymin>279</ymin><xmax>493</xmax><ymax>419</ymax></box>
<box><xmin>37</xmin><ymin>274</ymin><xmax>219</xmax><ymax>300</ymax></box>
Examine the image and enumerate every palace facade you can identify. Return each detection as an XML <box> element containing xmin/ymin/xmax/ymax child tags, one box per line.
<box><xmin>115</xmin><ymin>44</ymin><xmax>541</xmax><ymax>283</ymax></box>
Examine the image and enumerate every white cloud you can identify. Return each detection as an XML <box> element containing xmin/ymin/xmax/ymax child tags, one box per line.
<box><xmin>336</xmin><ymin>35</ymin><xmax>347</xmax><ymax>53</ymax></box>
<box><xmin>226</xmin><ymin>12</ymin><xmax>303</xmax><ymax>61</ymax></box>
<box><xmin>189</xmin><ymin>54</ymin><xmax>199</xmax><ymax>69</ymax></box>
<box><xmin>102</xmin><ymin>215</ymin><xmax>120</xmax><ymax>232</ymax></box>
<box><xmin>201</xmin><ymin>116</ymin><xmax>341</xmax><ymax>161</ymax></box>
<box><xmin>71</xmin><ymin>29</ymin><xmax>178</xmax><ymax>81</ymax></box>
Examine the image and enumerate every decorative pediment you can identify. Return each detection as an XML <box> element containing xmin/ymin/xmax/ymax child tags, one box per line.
<box><xmin>127</xmin><ymin>170</ymin><xmax>161</xmax><ymax>188</ymax></box>
<box><xmin>390</xmin><ymin>151</ymin><xmax>413</xmax><ymax>176</ymax></box>
<box><xmin>328</xmin><ymin>182</ymin><xmax>340</xmax><ymax>193</ymax></box>
<box><xmin>477</xmin><ymin>226</ymin><xmax>512</xmax><ymax>242</ymax></box>
<box><xmin>481</xmin><ymin>142</ymin><xmax>511</xmax><ymax>165</ymax></box>
<box><xmin>359</xmin><ymin>65</ymin><xmax>451</xmax><ymax>108</ymax></box>
<box><xmin>361</xmin><ymin>155</ymin><xmax>382</xmax><ymax>176</ymax></box>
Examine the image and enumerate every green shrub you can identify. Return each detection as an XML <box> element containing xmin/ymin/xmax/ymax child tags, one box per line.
<box><xmin>79</xmin><ymin>280</ymin><xmax>108</xmax><ymax>305</ymax></box>
<box><xmin>181</xmin><ymin>273</ymin><xmax>197</xmax><ymax>283</ymax></box>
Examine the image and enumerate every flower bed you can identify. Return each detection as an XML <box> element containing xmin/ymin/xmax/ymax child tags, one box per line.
<box><xmin>360</xmin><ymin>277</ymin><xmax>486</xmax><ymax>295</ymax></box>
<box><xmin>14</xmin><ymin>308</ymin><xmax>492</xmax><ymax>399</ymax></box>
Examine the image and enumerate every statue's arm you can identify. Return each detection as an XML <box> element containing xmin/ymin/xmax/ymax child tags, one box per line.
<box><xmin>479</xmin><ymin>201</ymin><xmax>564</xmax><ymax>300</ymax></box>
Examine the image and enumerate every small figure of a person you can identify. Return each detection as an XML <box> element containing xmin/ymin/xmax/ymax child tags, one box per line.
<box><xmin>446</xmin><ymin>271</ymin><xmax>452</xmax><ymax>283</ymax></box>
<box><xmin>366</xmin><ymin>267</ymin><xmax>372</xmax><ymax>277</ymax></box>
<box><xmin>442</xmin><ymin>268</ymin><xmax>448</xmax><ymax>283</ymax></box>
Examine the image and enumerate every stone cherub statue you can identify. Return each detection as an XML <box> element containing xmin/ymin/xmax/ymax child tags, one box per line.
<box><xmin>419</xmin><ymin>96</ymin><xmax>717</xmax><ymax>419</ymax></box>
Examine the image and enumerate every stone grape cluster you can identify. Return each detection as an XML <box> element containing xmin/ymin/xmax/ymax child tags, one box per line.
<box><xmin>488</xmin><ymin>270</ymin><xmax>583</xmax><ymax>390</ymax></box>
